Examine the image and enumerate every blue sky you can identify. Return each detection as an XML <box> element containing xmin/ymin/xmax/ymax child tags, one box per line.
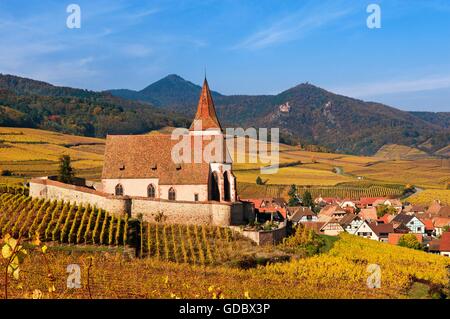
<box><xmin>0</xmin><ymin>0</ymin><xmax>450</xmax><ymax>111</ymax></box>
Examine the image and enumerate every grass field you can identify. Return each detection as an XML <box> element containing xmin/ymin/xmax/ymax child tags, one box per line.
<box><xmin>1</xmin><ymin>232</ymin><xmax>448</xmax><ymax>299</ymax></box>
<box><xmin>1</xmin><ymin>127</ymin><xmax>449</xmax><ymax>191</ymax></box>
<box><xmin>0</xmin><ymin>127</ymin><xmax>104</xmax><ymax>183</ymax></box>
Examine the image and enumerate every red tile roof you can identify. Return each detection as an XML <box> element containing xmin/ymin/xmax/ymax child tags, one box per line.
<box><xmin>433</xmin><ymin>217</ymin><xmax>450</xmax><ymax>228</ymax></box>
<box><xmin>360</xmin><ymin>197</ymin><xmax>387</xmax><ymax>206</ymax></box>
<box><xmin>420</xmin><ymin>218</ymin><xmax>434</xmax><ymax>231</ymax></box>
<box><xmin>102</xmin><ymin>134</ymin><xmax>229</xmax><ymax>184</ymax></box>
<box><xmin>358</xmin><ymin>207</ymin><xmax>378</xmax><ymax>220</ymax></box>
<box><xmin>189</xmin><ymin>78</ymin><xmax>222</xmax><ymax>131</ymax></box>
<box><xmin>440</xmin><ymin>232</ymin><xmax>450</xmax><ymax>252</ymax></box>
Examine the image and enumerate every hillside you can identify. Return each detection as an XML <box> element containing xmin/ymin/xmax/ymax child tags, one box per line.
<box><xmin>0</xmin><ymin>74</ymin><xmax>190</xmax><ymax>137</ymax></box>
<box><xmin>109</xmin><ymin>75</ymin><xmax>450</xmax><ymax>156</ymax></box>
<box><xmin>2</xmin><ymin>127</ymin><xmax>450</xmax><ymax>190</ymax></box>
<box><xmin>375</xmin><ymin>144</ymin><xmax>432</xmax><ymax>160</ymax></box>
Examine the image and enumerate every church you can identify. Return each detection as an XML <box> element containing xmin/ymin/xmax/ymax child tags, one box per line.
<box><xmin>30</xmin><ymin>78</ymin><xmax>246</xmax><ymax>226</ymax></box>
<box><xmin>101</xmin><ymin>78</ymin><xmax>237</xmax><ymax>203</ymax></box>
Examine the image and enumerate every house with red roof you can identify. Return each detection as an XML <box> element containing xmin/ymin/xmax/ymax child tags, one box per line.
<box><xmin>438</xmin><ymin>232</ymin><xmax>450</xmax><ymax>257</ymax></box>
<box><xmin>241</xmin><ymin>198</ymin><xmax>287</xmax><ymax>222</ymax></box>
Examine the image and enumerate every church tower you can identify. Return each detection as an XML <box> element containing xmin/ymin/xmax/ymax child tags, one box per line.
<box><xmin>189</xmin><ymin>78</ymin><xmax>222</xmax><ymax>135</ymax></box>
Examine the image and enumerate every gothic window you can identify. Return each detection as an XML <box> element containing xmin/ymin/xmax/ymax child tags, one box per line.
<box><xmin>168</xmin><ymin>187</ymin><xmax>176</xmax><ymax>201</ymax></box>
<box><xmin>223</xmin><ymin>171</ymin><xmax>231</xmax><ymax>201</ymax></box>
<box><xmin>115</xmin><ymin>184</ymin><xmax>124</xmax><ymax>196</ymax></box>
<box><xmin>147</xmin><ymin>184</ymin><xmax>155</xmax><ymax>198</ymax></box>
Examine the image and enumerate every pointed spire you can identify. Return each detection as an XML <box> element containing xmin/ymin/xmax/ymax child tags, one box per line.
<box><xmin>189</xmin><ymin>77</ymin><xmax>222</xmax><ymax>131</ymax></box>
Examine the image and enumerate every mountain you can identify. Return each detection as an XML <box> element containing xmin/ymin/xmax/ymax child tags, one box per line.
<box><xmin>109</xmin><ymin>75</ymin><xmax>450</xmax><ymax>156</ymax></box>
<box><xmin>409</xmin><ymin>111</ymin><xmax>450</xmax><ymax>129</ymax></box>
<box><xmin>109</xmin><ymin>74</ymin><xmax>223</xmax><ymax>109</ymax></box>
<box><xmin>0</xmin><ymin>74</ymin><xmax>190</xmax><ymax>137</ymax></box>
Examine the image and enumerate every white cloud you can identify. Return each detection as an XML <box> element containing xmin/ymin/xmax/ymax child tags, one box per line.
<box><xmin>232</xmin><ymin>5</ymin><xmax>352</xmax><ymax>50</ymax></box>
<box><xmin>333</xmin><ymin>75</ymin><xmax>450</xmax><ymax>97</ymax></box>
<box><xmin>122</xmin><ymin>44</ymin><xmax>153</xmax><ymax>58</ymax></box>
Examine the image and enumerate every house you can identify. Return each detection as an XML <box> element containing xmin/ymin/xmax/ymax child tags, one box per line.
<box><xmin>433</xmin><ymin>217</ymin><xmax>450</xmax><ymax>237</ymax></box>
<box><xmin>354</xmin><ymin>220</ymin><xmax>380</xmax><ymax>241</ymax></box>
<box><xmin>241</xmin><ymin>198</ymin><xmax>287</xmax><ymax>222</ymax></box>
<box><xmin>438</xmin><ymin>232</ymin><xmax>450</xmax><ymax>257</ymax></box>
<box><xmin>358</xmin><ymin>207</ymin><xmax>378</xmax><ymax>221</ymax></box>
<box><xmin>403</xmin><ymin>204</ymin><xmax>426</xmax><ymax>216</ymax></box>
<box><xmin>391</xmin><ymin>221</ymin><xmax>411</xmax><ymax>234</ymax></box>
<box><xmin>436</xmin><ymin>206</ymin><xmax>450</xmax><ymax>218</ymax></box>
<box><xmin>320</xmin><ymin>218</ymin><xmax>345</xmax><ymax>236</ymax></box>
<box><xmin>287</xmin><ymin>206</ymin><xmax>317</xmax><ymax>224</ymax></box>
<box><xmin>359</xmin><ymin>197</ymin><xmax>388</xmax><ymax>208</ymax></box>
<box><xmin>377</xmin><ymin>213</ymin><xmax>394</xmax><ymax>224</ymax></box>
<box><xmin>339</xmin><ymin>213</ymin><xmax>363</xmax><ymax>235</ymax></box>
<box><xmin>388</xmin><ymin>233</ymin><xmax>423</xmax><ymax>245</ymax></box>
<box><xmin>371</xmin><ymin>222</ymin><xmax>395</xmax><ymax>242</ymax></box>
<box><xmin>339</xmin><ymin>200</ymin><xmax>358</xmax><ymax>213</ymax></box>
<box><xmin>318</xmin><ymin>205</ymin><xmax>348</xmax><ymax>221</ymax></box>
<box><xmin>391</xmin><ymin>214</ymin><xmax>426</xmax><ymax>234</ymax></box>
<box><xmin>419</xmin><ymin>218</ymin><xmax>434</xmax><ymax>236</ymax></box>
<box><xmin>426</xmin><ymin>200</ymin><xmax>442</xmax><ymax>217</ymax></box>
<box><xmin>314</xmin><ymin>196</ymin><xmax>340</xmax><ymax>207</ymax></box>
<box><xmin>354</xmin><ymin>221</ymin><xmax>394</xmax><ymax>242</ymax></box>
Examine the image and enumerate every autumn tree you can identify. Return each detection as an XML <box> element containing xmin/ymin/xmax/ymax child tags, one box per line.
<box><xmin>398</xmin><ymin>234</ymin><xmax>422</xmax><ymax>250</ymax></box>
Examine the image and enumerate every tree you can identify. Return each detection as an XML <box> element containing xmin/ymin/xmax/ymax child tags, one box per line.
<box><xmin>302</xmin><ymin>191</ymin><xmax>314</xmax><ymax>209</ymax></box>
<box><xmin>255</xmin><ymin>176</ymin><xmax>263</xmax><ymax>185</ymax></box>
<box><xmin>376</xmin><ymin>204</ymin><xmax>397</xmax><ymax>218</ymax></box>
<box><xmin>398</xmin><ymin>234</ymin><xmax>422</xmax><ymax>250</ymax></box>
<box><xmin>288</xmin><ymin>184</ymin><xmax>300</xmax><ymax>206</ymax></box>
<box><xmin>58</xmin><ymin>155</ymin><xmax>75</xmax><ymax>184</ymax></box>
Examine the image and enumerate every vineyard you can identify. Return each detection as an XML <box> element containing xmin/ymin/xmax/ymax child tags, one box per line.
<box><xmin>1</xmin><ymin>232</ymin><xmax>448</xmax><ymax>299</ymax></box>
<box><xmin>237</xmin><ymin>182</ymin><xmax>404</xmax><ymax>200</ymax></box>
<box><xmin>407</xmin><ymin>189</ymin><xmax>450</xmax><ymax>206</ymax></box>
<box><xmin>0</xmin><ymin>192</ymin><xmax>128</xmax><ymax>246</ymax></box>
<box><xmin>265</xmin><ymin>233</ymin><xmax>450</xmax><ymax>298</ymax></box>
<box><xmin>139</xmin><ymin>222</ymin><xmax>268</xmax><ymax>266</ymax></box>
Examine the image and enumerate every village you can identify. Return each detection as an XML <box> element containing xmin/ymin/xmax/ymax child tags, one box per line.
<box><xmin>241</xmin><ymin>193</ymin><xmax>450</xmax><ymax>256</ymax></box>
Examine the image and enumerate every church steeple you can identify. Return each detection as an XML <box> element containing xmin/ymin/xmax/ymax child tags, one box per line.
<box><xmin>189</xmin><ymin>78</ymin><xmax>222</xmax><ymax>131</ymax></box>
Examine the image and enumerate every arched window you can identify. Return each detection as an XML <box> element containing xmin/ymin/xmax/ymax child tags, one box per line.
<box><xmin>210</xmin><ymin>172</ymin><xmax>220</xmax><ymax>201</ymax></box>
<box><xmin>168</xmin><ymin>187</ymin><xmax>176</xmax><ymax>201</ymax></box>
<box><xmin>115</xmin><ymin>184</ymin><xmax>123</xmax><ymax>196</ymax></box>
<box><xmin>147</xmin><ymin>184</ymin><xmax>155</xmax><ymax>198</ymax></box>
<box><xmin>223</xmin><ymin>171</ymin><xmax>231</xmax><ymax>201</ymax></box>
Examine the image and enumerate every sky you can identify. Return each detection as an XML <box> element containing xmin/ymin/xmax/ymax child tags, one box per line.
<box><xmin>0</xmin><ymin>0</ymin><xmax>450</xmax><ymax>112</ymax></box>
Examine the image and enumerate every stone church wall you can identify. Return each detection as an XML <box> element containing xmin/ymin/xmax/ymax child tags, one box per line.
<box><xmin>30</xmin><ymin>178</ymin><xmax>242</xmax><ymax>226</ymax></box>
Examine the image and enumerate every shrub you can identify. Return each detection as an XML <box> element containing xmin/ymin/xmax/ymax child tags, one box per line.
<box><xmin>398</xmin><ymin>234</ymin><xmax>422</xmax><ymax>250</ymax></box>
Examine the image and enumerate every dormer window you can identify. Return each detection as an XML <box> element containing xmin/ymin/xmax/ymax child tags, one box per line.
<box><xmin>151</xmin><ymin>163</ymin><xmax>157</xmax><ymax>170</ymax></box>
<box><xmin>119</xmin><ymin>164</ymin><xmax>125</xmax><ymax>171</ymax></box>
<box><xmin>176</xmin><ymin>164</ymin><xmax>182</xmax><ymax>170</ymax></box>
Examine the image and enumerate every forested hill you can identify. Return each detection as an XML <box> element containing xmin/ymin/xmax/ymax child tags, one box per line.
<box><xmin>0</xmin><ymin>74</ymin><xmax>190</xmax><ymax>137</ymax></box>
<box><xmin>109</xmin><ymin>74</ymin><xmax>450</xmax><ymax>156</ymax></box>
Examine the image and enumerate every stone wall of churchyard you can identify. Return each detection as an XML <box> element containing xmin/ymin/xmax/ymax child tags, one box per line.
<box><xmin>30</xmin><ymin>179</ymin><xmax>243</xmax><ymax>226</ymax></box>
<box><xmin>231</xmin><ymin>224</ymin><xmax>287</xmax><ymax>245</ymax></box>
